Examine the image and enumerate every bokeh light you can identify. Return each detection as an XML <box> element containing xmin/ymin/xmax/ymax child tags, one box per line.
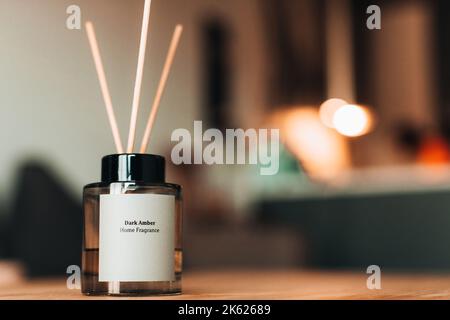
<box><xmin>332</xmin><ymin>104</ymin><xmax>372</xmax><ymax>137</ymax></box>
<box><xmin>319</xmin><ymin>98</ymin><xmax>348</xmax><ymax>128</ymax></box>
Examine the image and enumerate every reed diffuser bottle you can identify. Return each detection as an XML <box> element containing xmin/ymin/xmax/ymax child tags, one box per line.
<box><xmin>82</xmin><ymin>0</ymin><xmax>184</xmax><ymax>296</ymax></box>
<box><xmin>82</xmin><ymin>154</ymin><xmax>182</xmax><ymax>296</ymax></box>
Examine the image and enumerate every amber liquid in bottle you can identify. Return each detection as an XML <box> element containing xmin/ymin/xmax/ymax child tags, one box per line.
<box><xmin>81</xmin><ymin>154</ymin><xmax>182</xmax><ymax>296</ymax></box>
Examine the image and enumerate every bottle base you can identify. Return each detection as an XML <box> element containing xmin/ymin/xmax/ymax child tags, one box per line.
<box><xmin>82</xmin><ymin>290</ymin><xmax>182</xmax><ymax>297</ymax></box>
<box><xmin>81</xmin><ymin>273</ymin><xmax>182</xmax><ymax>297</ymax></box>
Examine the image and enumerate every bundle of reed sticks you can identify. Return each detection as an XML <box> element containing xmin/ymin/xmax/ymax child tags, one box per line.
<box><xmin>85</xmin><ymin>0</ymin><xmax>183</xmax><ymax>154</ymax></box>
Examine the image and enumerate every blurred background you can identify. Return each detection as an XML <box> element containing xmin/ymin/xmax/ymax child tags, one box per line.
<box><xmin>2</xmin><ymin>0</ymin><xmax>450</xmax><ymax>282</ymax></box>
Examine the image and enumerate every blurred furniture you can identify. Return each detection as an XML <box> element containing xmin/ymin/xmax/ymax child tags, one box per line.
<box><xmin>0</xmin><ymin>206</ymin><xmax>7</xmax><ymax>257</ymax></box>
<box><xmin>6</xmin><ymin>162</ymin><xmax>82</xmax><ymax>277</ymax></box>
<box><xmin>258</xmin><ymin>187</ymin><xmax>450</xmax><ymax>271</ymax></box>
<box><xmin>2</xmin><ymin>270</ymin><xmax>450</xmax><ymax>299</ymax></box>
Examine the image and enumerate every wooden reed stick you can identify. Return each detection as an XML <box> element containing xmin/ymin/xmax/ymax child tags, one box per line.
<box><xmin>85</xmin><ymin>21</ymin><xmax>124</xmax><ymax>154</ymax></box>
<box><xmin>140</xmin><ymin>25</ymin><xmax>183</xmax><ymax>153</ymax></box>
<box><xmin>126</xmin><ymin>0</ymin><xmax>152</xmax><ymax>153</ymax></box>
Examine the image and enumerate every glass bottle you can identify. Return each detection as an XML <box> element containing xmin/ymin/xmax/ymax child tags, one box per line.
<box><xmin>82</xmin><ymin>154</ymin><xmax>182</xmax><ymax>296</ymax></box>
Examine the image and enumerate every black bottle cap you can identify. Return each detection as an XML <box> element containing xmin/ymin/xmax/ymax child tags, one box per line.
<box><xmin>101</xmin><ymin>154</ymin><xmax>165</xmax><ymax>184</ymax></box>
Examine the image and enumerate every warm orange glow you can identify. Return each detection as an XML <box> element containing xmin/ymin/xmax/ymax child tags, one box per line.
<box><xmin>417</xmin><ymin>136</ymin><xmax>450</xmax><ymax>165</ymax></box>
<box><xmin>332</xmin><ymin>104</ymin><xmax>373</xmax><ymax>137</ymax></box>
<box><xmin>271</xmin><ymin>107</ymin><xmax>350</xmax><ymax>180</ymax></box>
<box><xmin>319</xmin><ymin>98</ymin><xmax>348</xmax><ymax>128</ymax></box>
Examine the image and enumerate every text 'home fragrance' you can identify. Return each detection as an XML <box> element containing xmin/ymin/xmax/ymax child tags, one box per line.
<box><xmin>82</xmin><ymin>154</ymin><xmax>182</xmax><ymax>296</ymax></box>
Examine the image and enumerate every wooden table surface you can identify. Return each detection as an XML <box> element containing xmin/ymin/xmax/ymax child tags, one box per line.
<box><xmin>2</xmin><ymin>270</ymin><xmax>450</xmax><ymax>300</ymax></box>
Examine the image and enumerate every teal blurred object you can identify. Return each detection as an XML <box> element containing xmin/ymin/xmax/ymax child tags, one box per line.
<box><xmin>277</xmin><ymin>144</ymin><xmax>302</xmax><ymax>174</ymax></box>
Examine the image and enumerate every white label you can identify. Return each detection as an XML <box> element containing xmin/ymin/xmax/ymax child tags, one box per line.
<box><xmin>99</xmin><ymin>194</ymin><xmax>175</xmax><ymax>282</ymax></box>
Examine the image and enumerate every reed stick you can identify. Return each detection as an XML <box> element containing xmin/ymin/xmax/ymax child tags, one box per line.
<box><xmin>140</xmin><ymin>25</ymin><xmax>183</xmax><ymax>153</ymax></box>
<box><xmin>126</xmin><ymin>0</ymin><xmax>153</xmax><ymax>153</ymax></box>
<box><xmin>85</xmin><ymin>21</ymin><xmax>124</xmax><ymax>154</ymax></box>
